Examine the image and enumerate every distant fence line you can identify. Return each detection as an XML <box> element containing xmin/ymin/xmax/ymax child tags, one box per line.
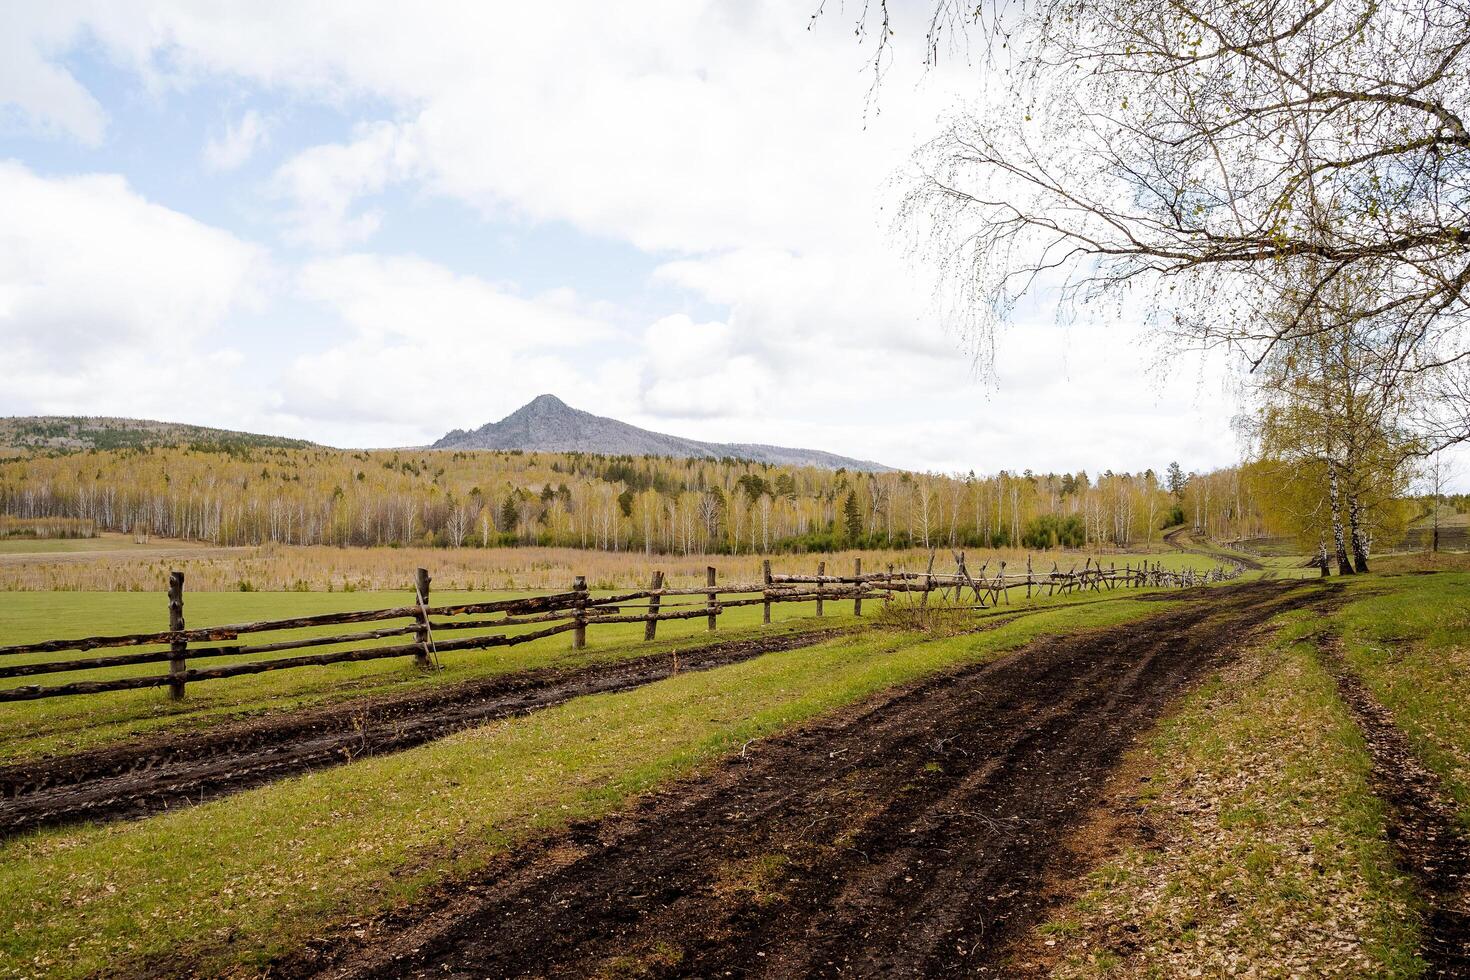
<box><xmin>0</xmin><ymin>553</ymin><xmax>1242</xmax><ymax>704</ymax></box>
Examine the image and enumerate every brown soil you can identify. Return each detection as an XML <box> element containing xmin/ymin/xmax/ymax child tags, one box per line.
<box><xmin>981</xmin><ymin>739</ymin><xmax>1165</xmax><ymax>978</ymax></box>
<box><xmin>286</xmin><ymin>580</ymin><xmax>1327</xmax><ymax>980</ymax></box>
<box><xmin>1320</xmin><ymin>639</ymin><xmax>1470</xmax><ymax>977</ymax></box>
<box><xmin>0</xmin><ymin>628</ymin><xmax>847</xmax><ymax>838</ymax></box>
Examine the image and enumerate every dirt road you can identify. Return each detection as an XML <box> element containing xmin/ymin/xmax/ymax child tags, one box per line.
<box><xmin>295</xmin><ymin>580</ymin><xmax>1327</xmax><ymax>980</ymax></box>
<box><xmin>0</xmin><ymin>628</ymin><xmax>846</xmax><ymax>838</ymax></box>
<box><xmin>1162</xmin><ymin>525</ymin><xmax>1265</xmax><ymax>570</ymax></box>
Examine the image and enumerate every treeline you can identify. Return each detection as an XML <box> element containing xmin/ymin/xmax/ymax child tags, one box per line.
<box><xmin>0</xmin><ymin>444</ymin><xmax>1286</xmax><ymax>555</ymax></box>
<box><xmin>0</xmin><ymin>417</ymin><xmax>315</xmax><ymax>453</ymax></box>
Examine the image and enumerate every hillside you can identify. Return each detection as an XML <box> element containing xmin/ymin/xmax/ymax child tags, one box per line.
<box><xmin>0</xmin><ymin>417</ymin><xmax>317</xmax><ymax>453</ymax></box>
<box><xmin>432</xmin><ymin>395</ymin><xmax>892</xmax><ymax>472</ymax></box>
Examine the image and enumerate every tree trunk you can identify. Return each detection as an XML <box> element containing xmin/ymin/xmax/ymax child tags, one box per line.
<box><xmin>1328</xmin><ymin>463</ymin><xmax>1354</xmax><ymax>575</ymax></box>
<box><xmin>1347</xmin><ymin>491</ymin><xmax>1369</xmax><ymax>573</ymax></box>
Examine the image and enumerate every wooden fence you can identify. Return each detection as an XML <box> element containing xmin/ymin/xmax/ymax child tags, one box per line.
<box><xmin>780</xmin><ymin>552</ymin><xmax>1245</xmax><ymax>605</ymax></box>
<box><xmin>0</xmin><ymin>553</ymin><xmax>1240</xmax><ymax>704</ymax></box>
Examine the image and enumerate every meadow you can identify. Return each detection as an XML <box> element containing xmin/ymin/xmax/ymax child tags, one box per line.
<box><xmin>0</xmin><ymin>536</ymin><xmax>1231</xmax><ymax>592</ymax></box>
<box><xmin>1</xmin><ymin>536</ymin><xmax>1465</xmax><ymax>977</ymax></box>
<box><xmin>0</xmin><ymin>533</ymin><xmax>1236</xmax><ymax>762</ymax></box>
<box><xmin>0</xmin><ymin>588</ymin><xmax>1175</xmax><ymax>977</ymax></box>
<box><xmin>0</xmin><ymin>585</ymin><xmax>845</xmax><ymax>763</ymax></box>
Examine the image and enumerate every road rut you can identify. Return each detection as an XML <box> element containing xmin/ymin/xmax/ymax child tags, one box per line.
<box><xmin>297</xmin><ymin>580</ymin><xmax>1327</xmax><ymax>979</ymax></box>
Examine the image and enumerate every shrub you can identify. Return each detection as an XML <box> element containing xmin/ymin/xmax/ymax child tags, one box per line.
<box><xmin>1021</xmin><ymin>514</ymin><xmax>1085</xmax><ymax>549</ymax></box>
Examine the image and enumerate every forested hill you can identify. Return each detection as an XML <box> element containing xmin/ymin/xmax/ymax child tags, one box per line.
<box><xmin>432</xmin><ymin>395</ymin><xmax>892</xmax><ymax>473</ymax></box>
<box><xmin>0</xmin><ymin>417</ymin><xmax>317</xmax><ymax>454</ymax></box>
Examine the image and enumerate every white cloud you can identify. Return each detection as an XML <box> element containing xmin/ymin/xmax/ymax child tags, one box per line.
<box><xmin>203</xmin><ymin>108</ymin><xmax>271</xmax><ymax>171</ymax></box>
<box><xmin>0</xmin><ymin>4</ymin><xmax>1261</xmax><ymax>475</ymax></box>
<box><xmin>271</xmin><ymin>121</ymin><xmax>420</xmax><ymax>247</ymax></box>
<box><xmin>637</xmin><ymin>314</ymin><xmax>778</xmax><ymax>419</ymax></box>
<box><xmin>0</xmin><ymin>12</ymin><xmax>106</xmax><ymax>144</ymax></box>
<box><xmin>57</xmin><ymin>3</ymin><xmax>957</xmax><ymax>257</ymax></box>
<box><xmin>0</xmin><ymin>160</ymin><xmax>264</xmax><ymax>365</ymax></box>
<box><xmin>296</xmin><ymin>253</ymin><xmax>608</xmax><ymax>349</ymax></box>
<box><xmin>279</xmin><ymin>253</ymin><xmax>616</xmax><ymax>443</ymax></box>
<box><xmin>0</xmin><ymin>161</ymin><xmax>268</xmax><ymax>421</ymax></box>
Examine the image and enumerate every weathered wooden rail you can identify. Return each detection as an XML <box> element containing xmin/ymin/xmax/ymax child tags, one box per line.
<box><xmin>773</xmin><ymin>552</ymin><xmax>1244</xmax><ymax>605</ymax></box>
<box><xmin>0</xmin><ymin>552</ymin><xmax>1240</xmax><ymax>704</ymax></box>
<box><xmin>0</xmin><ymin>564</ymin><xmax>888</xmax><ymax>703</ymax></box>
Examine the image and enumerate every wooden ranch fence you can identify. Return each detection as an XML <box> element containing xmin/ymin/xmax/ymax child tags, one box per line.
<box><xmin>0</xmin><ymin>553</ymin><xmax>1241</xmax><ymax>704</ymax></box>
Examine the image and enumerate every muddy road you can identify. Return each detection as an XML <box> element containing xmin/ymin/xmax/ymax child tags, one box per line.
<box><xmin>296</xmin><ymin>580</ymin><xmax>1328</xmax><ymax>980</ymax></box>
<box><xmin>0</xmin><ymin>628</ymin><xmax>846</xmax><ymax>838</ymax></box>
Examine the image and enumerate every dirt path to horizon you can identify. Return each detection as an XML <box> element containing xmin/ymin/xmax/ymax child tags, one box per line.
<box><xmin>293</xmin><ymin>580</ymin><xmax>1326</xmax><ymax>980</ymax></box>
<box><xmin>1162</xmin><ymin>525</ymin><xmax>1266</xmax><ymax>570</ymax></box>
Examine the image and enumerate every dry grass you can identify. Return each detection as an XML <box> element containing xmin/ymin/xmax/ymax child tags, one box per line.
<box><xmin>0</xmin><ymin>542</ymin><xmax>1208</xmax><ymax>593</ymax></box>
<box><xmin>1373</xmin><ymin>550</ymin><xmax>1470</xmax><ymax>574</ymax></box>
<box><xmin>1038</xmin><ymin>614</ymin><xmax>1422</xmax><ymax>978</ymax></box>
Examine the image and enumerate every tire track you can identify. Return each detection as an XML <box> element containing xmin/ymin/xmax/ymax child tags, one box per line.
<box><xmin>291</xmin><ymin>580</ymin><xmax>1327</xmax><ymax>980</ymax></box>
<box><xmin>1318</xmin><ymin>638</ymin><xmax>1470</xmax><ymax>977</ymax></box>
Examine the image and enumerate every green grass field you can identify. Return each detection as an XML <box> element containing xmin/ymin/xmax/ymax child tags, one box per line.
<box><xmin>0</xmin><ymin>562</ymin><xmax>1463</xmax><ymax>977</ymax></box>
<box><xmin>1044</xmin><ymin>611</ymin><xmax>1424</xmax><ymax>977</ymax></box>
<box><xmin>0</xmin><ymin>552</ymin><xmax>1238</xmax><ymax>763</ymax></box>
<box><xmin>0</xmin><ymin>590</ymin><xmax>1175</xmax><ymax>977</ymax></box>
<box><xmin>0</xmin><ymin>588</ymin><xmax>853</xmax><ymax>763</ymax></box>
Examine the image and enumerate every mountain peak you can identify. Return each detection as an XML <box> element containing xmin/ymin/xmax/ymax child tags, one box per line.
<box><xmin>430</xmin><ymin>397</ymin><xmax>891</xmax><ymax>471</ymax></box>
<box><xmin>523</xmin><ymin>393</ymin><xmax>568</xmax><ymax>411</ymax></box>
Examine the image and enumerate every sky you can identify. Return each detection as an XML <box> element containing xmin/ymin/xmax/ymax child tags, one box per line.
<box><xmin>0</xmin><ymin>1</ymin><xmax>1251</xmax><ymax>478</ymax></box>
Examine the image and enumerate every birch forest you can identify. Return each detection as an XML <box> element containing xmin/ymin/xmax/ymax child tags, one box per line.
<box><xmin>0</xmin><ymin>445</ymin><xmax>1301</xmax><ymax>555</ymax></box>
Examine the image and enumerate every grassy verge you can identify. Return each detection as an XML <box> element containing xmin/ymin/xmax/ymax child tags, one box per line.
<box><xmin>1037</xmin><ymin>609</ymin><xmax>1423</xmax><ymax>978</ymax></box>
<box><xmin>0</xmin><ymin>593</ymin><xmax>1172</xmax><ymax>977</ymax></box>
<box><xmin>1329</xmin><ymin>570</ymin><xmax>1470</xmax><ymax>825</ymax></box>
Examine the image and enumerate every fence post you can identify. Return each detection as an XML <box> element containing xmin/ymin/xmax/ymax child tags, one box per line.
<box><xmin>413</xmin><ymin>567</ymin><xmax>432</xmax><ymax>668</ymax></box>
<box><xmin>572</xmin><ymin>575</ymin><xmax>588</xmax><ymax>649</ymax></box>
<box><xmin>167</xmin><ymin>571</ymin><xmax>187</xmax><ymax>700</ymax></box>
<box><xmin>1026</xmin><ymin>554</ymin><xmax>1033</xmax><ymax>599</ymax></box>
<box><xmin>706</xmin><ymin>566</ymin><xmax>718</xmax><ymax>631</ymax></box>
<box><xmin>815</xmin><ymin>560</ymin><xmax>826</xmax><ymax>617</ymax></box>
<box><xmin>644</xmin><ymin>570</ymin><xmax>664</xmax><ymax>642</ymax></box>
<box><xmin>853</xmin><ymin>557</ymin><xmax>863</xmax><ymax>616</ymax></box>
<box><xmin>762</xmin><ymin>560</ymin><xmax>772</xmax><ymax>625</ymax></box>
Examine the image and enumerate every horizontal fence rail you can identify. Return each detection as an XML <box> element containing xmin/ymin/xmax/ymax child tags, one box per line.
<box><xmin>0</xmin><ymin>551</ymin><xmax>1242</xmax><ymax>704</ymax></box>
